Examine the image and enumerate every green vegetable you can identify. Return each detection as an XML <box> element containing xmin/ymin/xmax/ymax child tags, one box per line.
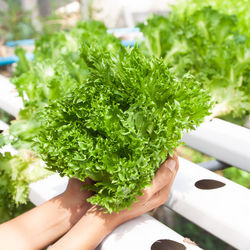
<box><xmin>137</xmin><ymin>7</ymin><xmax>250</xmax><ymax>118</ymax></box>
<box><xmin>174</xmin><ymin>0</ymin><xmax>250</xmax><ymax>37</ymax></box>
<box><xmin>10</xmin><ymin>20</ymin><xmax>122</xmax><ymax>150</ymax></box>
<box><xmin>0</xmin><ymin>150</ymin><xmax>51</xmax><ymax>222</ymax></box>
<box><xmin>0</xmin><ymin>20</ymin><xmax>122</xmax><ymax>222</ymax></box>
<box><xmin>35</xmin><ymin>44</ymin><xmax>212</xmax><ymax>213</ymax></box>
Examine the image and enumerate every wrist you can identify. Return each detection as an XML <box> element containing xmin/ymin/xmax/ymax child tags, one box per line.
<box><xmin>59</xmin><ymin>192</ymin><xmax>91</xmax><ymax>226</ymax></box>
<box><xmin>50</xmin><ymin>205</ymin><xmax>121</xmax><ymax>250</ymax></box>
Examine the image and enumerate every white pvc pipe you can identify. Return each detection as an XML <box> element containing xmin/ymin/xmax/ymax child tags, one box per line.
<box><xmin>0</xmin><ymin>75</ymin><xmax>23</xmax><ymax>117</ymax></box>
<box><xmin>183</xmin><ymin>118</ymin><xmax>250</xmax><ymax>172</ymax></box>
<box><xmin>97</xmin><ymin>214</ymin><xmax>201</xmax><ymax>250</ymax></box>
<box><xmin>166</xmin><ymin>157</ymin><xmax>250</xmax><ymax>250</ymax></box>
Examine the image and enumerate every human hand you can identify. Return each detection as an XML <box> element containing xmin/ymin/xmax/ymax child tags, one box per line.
<box><xmin>61</xmin><ymin>177</ymin><xmax>93</xmax><ymax>220</ymax></box>
<box><xmin>50</xmin><ymin>153</ymin><xmax>179</xmax><ymax>250</ymax></box>
<box><xmin>115</xmin><ymin>153</ymin><xmax>179</xmax><ymax>224</ymax></box>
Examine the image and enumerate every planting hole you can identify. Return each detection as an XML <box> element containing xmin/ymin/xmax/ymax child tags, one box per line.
<box><xmin>195</xmin><ymin>179</ymin><xmax>225</xmax><ymax>190</ymax></box>
<box><xmin>0</xmin><ymin>130</ymin><xmax>3</xmax><ymax>134</ymax></box>
<box><xmin>151</xmin><ymin>239</ymin><xmax>186</xmax><ymax>250</ymax></box>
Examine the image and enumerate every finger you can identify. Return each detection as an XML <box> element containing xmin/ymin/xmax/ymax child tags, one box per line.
<box><xmin>151</xmin><ymin>162</ymin><xmax>179</xmax><ymax>206</ymax></box>
<box><xmin>148</xmin><ymin>156</ymin><xmax>177</xmax><ymax>196</ymax></box>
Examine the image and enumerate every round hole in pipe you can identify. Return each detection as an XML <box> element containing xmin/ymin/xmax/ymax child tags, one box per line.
<box><xmin>151</xmin><ymin>239</ymin><xmax>186</xmax><ymax>250</ymax></box>
<box><xmin>0</xmin><ymin>130</ymin><xmax>3</xmax><ymax>134</ymax></box>
<box><xmin>195</xmin><ymin>179</ymin><xmax>225</xmax><ymax>190</ymax></box>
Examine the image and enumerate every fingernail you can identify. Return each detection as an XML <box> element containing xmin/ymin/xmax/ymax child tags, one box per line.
<box><xmin>167</xmin><ymin>159</ymin><xmax>176</xmax><ymax>172</ymax></box>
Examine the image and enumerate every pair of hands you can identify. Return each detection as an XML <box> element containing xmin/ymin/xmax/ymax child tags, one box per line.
<box><xmin>52</xmin><ymin>154</ymin><xmax>179</xmax><ymax>249</ymax></box>
<box><xmin>0</xmin><ymin>154</ymin><xmax>179</xmax><ymax>250</ymax></box>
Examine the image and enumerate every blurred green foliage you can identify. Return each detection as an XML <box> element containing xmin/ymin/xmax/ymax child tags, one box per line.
<box><xmin>178</xmin><ymin>145</ymin><xmax>250</xmax><ymax>189</ymax></box>
<box><xmin>0</xmin><ymin>0</ymin><xmax>37</xmax><ymax>41</ymax></box>
<box><xmin>223</xmin><ymin>167</ymin><xmax>250</xmax><ymax>188</ymax></box>
<box><xmin>175</xmin><ymin>0</ymin><xmax>250</xmax><ymax>39</ymax></box>
<box><xmin>174</xmin><ymin>214</ymin><xmax>236</xmax><ymax>250</ymax></box>
<box><xmin>177</xmin><ymin>145</ymin><xmax>213</xmax><ymax>163</ymax></box>
<box><xmin>0</xmin><ymin>151</ymin><xmax>51</xmax><ymax>223</ymax></box>
<box><xmin>0</xmin><ymin>109</ymin><xmax>14</xmax><ymax>124</ymax></box>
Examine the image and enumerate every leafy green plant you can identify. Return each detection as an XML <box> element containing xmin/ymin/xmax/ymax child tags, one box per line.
<box><xmin>35</xmin><ymin>44</ymin><xmax>212</xmax><ymax>213</ymax></box>
<box><xmin>1</xmin><ymin>20</ymin><xmax>122</xmax><ymax>221</ymax></box>
<box><xmin>175</xmin><ymin>0</ymin><xmax>250</xmax><ymax>38</ymax></box>
<box><xmin>137</xmin><ymin>7</ymin><xmax>250</xmax><ymax>118</ymax></box>
<box><xmin>0</xmin><ymin>0</ymin><xmax>36</xmax><ymax>41</ymax></box>
<box><xmin>0</xmin><ymin>150</ymin><xmax>50</xmax><ymax>223</ymax></box>
<box><xmin>10</xmin><ymin>20</ymin><xmax>121</xmax><ymax>150</ymax></box>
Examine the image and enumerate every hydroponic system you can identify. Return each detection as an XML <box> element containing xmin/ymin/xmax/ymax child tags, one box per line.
<box><xmin>0</xmin><ymin>0</ymin><xmax>249</xmax><ymax>249</ymax></box>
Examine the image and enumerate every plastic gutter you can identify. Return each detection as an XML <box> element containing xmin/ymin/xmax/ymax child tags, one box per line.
<box><xmin>0</xmin><ymin>53</ymin><xmax>34</xmax><ymax>66</ymax></box>
<box><xmin>183</xmin><ymin>118</ymin><xmax>250</xmax><ymax>172</ymax></box>
<box><xmin>166</xmin><ymin>157</ymin><xmax>250</xmax><ymax>250</ymax></box>
<box><xmin>5</xmin><ymin>39</ymin><xmax>35</xmax><ymax>47</ymax></box>
<box><xmin>0</xmin><ymin>75</ymin><xmax>23</xmax><ymax>117</ymax></box>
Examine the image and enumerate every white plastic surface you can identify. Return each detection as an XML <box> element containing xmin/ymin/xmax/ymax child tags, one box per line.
<box><xmin>183</xmin><ymin>118</ymin><xmax>250</xmax><ymax>172</ymax></box>
<box><xmin>29</xmin><ymin>174</ymin><xmax>68</xmax><ymax>206</ymax></box>
<box><xmin>0</xmin><ymin>75</ymin><xmax>23</xmax><ymax>117</ymax></box>
<box><xmin>97</xmin><ymin>214</ymin><xmax>201</xmax><ymax>250</ymax></box>
<box><xmin>166</xmin><ymin>157</ymin><xmax>250</xmax><ymax>250</ymax></box>
<box><xmin>0</xmin><ymin>120</ymin><xmax>9</xmax><ymax>131</ymax></box>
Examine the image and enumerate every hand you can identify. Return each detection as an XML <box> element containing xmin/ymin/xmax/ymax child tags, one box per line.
<box><xmin>115</xmin><ymin>153</ymin><xmax>179</xmax><ymax>224</ymax></box>
<box><xmin>0</xmin><ymin>178</ymin><xmax>93</xmax><ymax>250</ymax></box>
<box><xmin>50</xmin><ymin>153</ymin><xmax>179</xmax><ymax>250</ymax></box>
<box><xmin>61</xmin><ymin>177</ymin><xmax>94</xmax><ymax>222</ymax></box>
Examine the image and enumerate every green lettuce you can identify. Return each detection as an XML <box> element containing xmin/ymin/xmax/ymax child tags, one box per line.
<box><xmin>0</xmin><ymin>150</ymin><xmax>51</xmax><ymax>222</ymax></box>
<box><xmin>35</xmin><ymin>44</ymin><xmax>212</xmax><ymax>213</ymax></box>
<box><xmin>10</xmin><ymin>20</ymin><xmax>122</xmax><ymax>150</ymax></box>
<box><xmin>174</xmin><ymin>0</ymin><xmax>250</xmax><ymax>37</ymax></box>
<box><xmin>137</xmin><ymin>7</ymin><xmax>250</xmax><ymax>118</ymax></box>
<box><xmin>0</xmin><ymin>21</ymin><xmax>122</xmax><ymax>220</ymax></box>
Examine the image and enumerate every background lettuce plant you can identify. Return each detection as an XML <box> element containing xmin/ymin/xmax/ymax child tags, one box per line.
<box><xmin>137</xmin><ymin>7</ymin><xmax>250</xmax><ymax>118</ymax></box>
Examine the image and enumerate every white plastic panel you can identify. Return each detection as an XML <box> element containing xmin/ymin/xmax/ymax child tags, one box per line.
<box><xmin>183</xmin><ymin>118</ymin><xmax>250</xmax><ymax>172</ymax></box>
<box><xmin>0</xmin><ymin>75</ymin><xmax>23</xmax><ymax>117</ymax></box>
<box><xmin>166</xmin><ymin>157</ymin><xmax>250</xmax><ymax>250</ymax></box>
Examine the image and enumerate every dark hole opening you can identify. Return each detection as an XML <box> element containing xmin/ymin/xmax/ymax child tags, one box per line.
<box><xmin>151</xmin><ymin>239</ymin><xmax>186</xmax><ymax>250</ymax></box>
<box><xmin>0</xmin><ymin>130</ymin><xmax>3</xmax><ymax>134</ymax></box>
<box><xmin>195</xmin><ymin>179</ymin><xmax>225</xmax><ymax>190</ymax></box>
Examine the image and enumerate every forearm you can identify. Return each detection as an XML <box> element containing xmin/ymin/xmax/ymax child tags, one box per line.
<box><xmin>50</xmin><ymin>206</ymin><xmax>121</xmax><ymax>250</ymax></box>
<box><xmin>0</xmin><ymin>193</ymin><xmax>90</xmax><ymax>250</ymax></box>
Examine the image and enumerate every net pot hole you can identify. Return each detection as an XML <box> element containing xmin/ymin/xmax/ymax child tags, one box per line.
<box><xmin>195</xmin><ymin>179</ymin><xmax>225</xmax><ymax>190</ymax></box>
<box><xmin>151</xmin><ymin>239</ymin><xmax>186</xmax><ymax>250</ymax></box>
